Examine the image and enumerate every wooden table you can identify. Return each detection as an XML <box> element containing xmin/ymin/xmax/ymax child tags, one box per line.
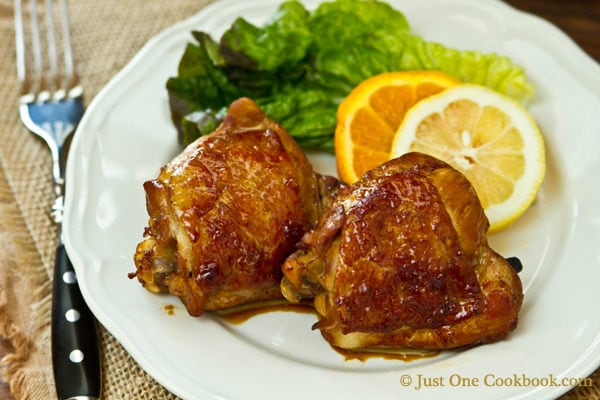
<box><xmin>505</xmin><ymin>0</ymin><xmax>600</xmax><ymax>61</ymax></box>
<box><xmin>1</xmin><ymin>0</ymin><xmax>598</xmax><ymax>399</ymax></box>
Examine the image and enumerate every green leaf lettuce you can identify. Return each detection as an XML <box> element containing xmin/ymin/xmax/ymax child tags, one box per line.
<box><xmin>167</xmin><ymin>0</ymin><xmax>535</xmax><ymax>150</ymax></box>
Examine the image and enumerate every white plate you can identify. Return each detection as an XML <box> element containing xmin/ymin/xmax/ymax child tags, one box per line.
<box><xmin>63</xmin><ymin>0</ymin><xmax>600</xmax><ymax>399</ymax></box>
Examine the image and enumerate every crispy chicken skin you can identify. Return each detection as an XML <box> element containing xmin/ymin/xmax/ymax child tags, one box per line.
<box><xmin>131</xmin><ymin>98</ymin><xmax>338</xmax><ymax>316</ymax></box>
<box><xmin>281</xmin><ymin>152</ymin><xmax>523</xmax><ymax>351</ymax></box>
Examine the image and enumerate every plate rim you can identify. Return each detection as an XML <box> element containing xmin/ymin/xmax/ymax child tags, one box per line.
<box><xmin>64</xmin><ymin>0</ymin><xmax>600</xmax><ymax>399</ymax></box>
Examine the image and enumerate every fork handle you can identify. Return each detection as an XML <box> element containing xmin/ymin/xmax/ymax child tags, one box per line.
<box><xmin>51</xmin><ymin>244</ymin><xmax>102</xmax><ymax>400</ymax></box>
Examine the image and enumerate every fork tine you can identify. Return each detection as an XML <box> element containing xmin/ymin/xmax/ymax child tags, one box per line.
<box><xmin>29</xmin><ymin>0</ymin><xmax>45</xmax><ymax>96</ymax></box>
<box><xmin>15</xmin><ymin>0</ymin><xmax>80</xmax><ymax>99</ymax></box>
<box><xmin>44</xmin><ymin>0</ymin><xmax>58</xmax><ymax>94</ymax></box>
<box><xmin>14</xmin><ymin>0</ymin><xmax>45</xmax><ymax>99</ymax></box>
<box><xmin>58</xmin><ymin>0</ymin><xmax>77</xmax><ymax>92</ymax></box>
<box><xmin>14</xmin><ymin>0</ymin><xmax>27</xmax><ymax>94</ymax></box>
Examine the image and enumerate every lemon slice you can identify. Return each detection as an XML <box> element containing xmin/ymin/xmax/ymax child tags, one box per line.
<box><xmin>391</xmin><ymin>84</ymin><xmax>546</xmax><ymax>233</ymax></box>
<box><xmin>334</xmin><ymin>71</ymin><xmax>460</xmax><ymax>184</ymax></box>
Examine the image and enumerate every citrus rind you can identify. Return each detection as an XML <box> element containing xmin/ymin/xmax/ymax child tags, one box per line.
<box><xmin>391</xmin><ymin>84</ymin><xmax>546</xmax><ymax>233</ymax></box>
<box><xmin>335</xmin><ymin>71</ymin><xmax>460</xmax><ymax>183</ymax></box>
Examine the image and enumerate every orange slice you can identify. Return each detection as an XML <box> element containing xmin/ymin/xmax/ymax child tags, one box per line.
<box><xmin>335</xmin><ymin>71</ymin><xmax>460</xmax><ymax>183</ymax></box>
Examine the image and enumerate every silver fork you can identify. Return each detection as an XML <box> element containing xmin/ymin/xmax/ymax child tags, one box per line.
<box><xmin>15</xmin><ymin>0</ymin><xmax>101</xmax><ymax>399</ymax></box>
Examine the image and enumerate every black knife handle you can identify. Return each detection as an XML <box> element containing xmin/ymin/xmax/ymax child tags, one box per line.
<box><xmin>51</xmin><ymin>244</ymin><xmax>102</xmax><ymax>400</ymax></box>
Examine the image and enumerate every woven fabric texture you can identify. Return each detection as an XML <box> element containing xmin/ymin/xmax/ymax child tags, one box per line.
<box><xmin>0</xmin><ymin>0</ymin><xmax>598</xmax><ymax>399</ymax></box>
<box><xmin>0</xmin><ymin>1</ymin><xmax>212</xmax><ymax>398</ymax></box>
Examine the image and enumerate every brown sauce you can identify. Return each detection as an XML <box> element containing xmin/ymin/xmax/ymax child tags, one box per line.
<box><xmin>332</xmin><ymin>346</ymin><xmax>440</xmax><ymax>362</ymax></box>
<box><xmin>215</xmin><ymin>302</ymin><xmax>317</xmax><ymax>325</ymax></box>
<box><xmin>215</xmin><ymin>302</ymin><xmax>440</xmax><ymax>362</ymax></box>
<box><xmin>163</xmin><ymin>304</ymin><xmax>176</xmax><ymax>315</ymax></box>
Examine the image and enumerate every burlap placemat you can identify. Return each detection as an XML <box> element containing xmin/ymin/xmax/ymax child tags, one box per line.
<box><xmin>0</xmin><ymin>1</ymin><xmax>213</xmax><ymax>398</ymax></box>
<box><xmin>0</xmin><ymin>0</ymin><xmax>598</xmax><ymax>399</ymax></box>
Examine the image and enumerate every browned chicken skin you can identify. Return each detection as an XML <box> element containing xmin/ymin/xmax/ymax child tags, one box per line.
<box><xmin>281</xmin><ymin>152</ymin><xmax>523</xmax><ymax>351</ymax></box>
<box><xmin>131</xmin><ymin>98</ymin><xmax>338</xmax><ymax>316</ymax></box>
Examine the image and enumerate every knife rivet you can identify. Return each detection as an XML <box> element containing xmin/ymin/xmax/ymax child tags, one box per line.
<box><xmin>69</xmin><ymin>349</ymin><xmax>84</xmax><ymax>363</ymax></box>
<box><xmin>62</xmin><ymin>271</ymin><xmax>77</xmax><ymax>284</ymax></box>
<box><xmin>65</xmin><ymin>309</ymin><xmax>81</xmax><ymax>322</ymax></box>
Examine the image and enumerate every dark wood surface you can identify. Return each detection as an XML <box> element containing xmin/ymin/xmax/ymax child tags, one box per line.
<box><xmin>505</xmin><ymin>0</ymin><xmax>600</xmax><ymax>62</ymax></box>
<box><xmin>1</xmin><ymin>1</ymin><xmax>598</xmax><ymax>399</ymax></box>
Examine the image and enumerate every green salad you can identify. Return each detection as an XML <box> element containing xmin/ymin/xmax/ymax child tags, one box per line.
<box><xmin>167</xmin><ymin>0</ymin><xmax>534</xmax><ymax>152</ymax></box>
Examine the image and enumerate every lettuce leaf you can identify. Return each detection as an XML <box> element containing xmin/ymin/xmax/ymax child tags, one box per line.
<box><xmin>167</xmin><ymin>0</ymin><xmax>534</xmax><ymax>150</ymax></box>
<box><xmin>220</xmin><ymin>1</ymin><xmax>311</xmax><ymax>72</ymax></box>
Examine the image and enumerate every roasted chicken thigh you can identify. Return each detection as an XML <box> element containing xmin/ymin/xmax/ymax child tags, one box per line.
<box><xmin>281</xmin><ymin>152</ymin><xmax>523</xmax><ymax>351</ymax></box>
<box><xmin>131</xmin><ymin>98</ymin><xmax>337</xmax><ymax>316</ymax></box>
